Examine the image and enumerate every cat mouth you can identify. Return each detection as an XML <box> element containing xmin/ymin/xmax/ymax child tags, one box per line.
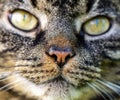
<box><xmin>51</xmin><ymin>75</ymin><xmax>66</xmax><ymax>82</ymax></box>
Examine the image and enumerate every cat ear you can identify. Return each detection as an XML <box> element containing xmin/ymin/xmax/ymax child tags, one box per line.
<box><xmin>105</xmin><ymin>49</ymin><xmax>120</xmax><ymax>60</ymax></box>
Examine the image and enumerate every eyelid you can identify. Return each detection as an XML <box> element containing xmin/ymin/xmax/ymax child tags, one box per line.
<box><xmin>0</xmin><ymin>9</ymin><xmax>40</xmax><ymax>38</ymax></box>
<box><xmin>8</xmin><ymin>9</ymin><xmax>40</xmax><ymax>32</ymax></box>
<box><xmin>82</xmin><ymin>16</ymin><xmax>112</xmax><ymax>36</ymax></box>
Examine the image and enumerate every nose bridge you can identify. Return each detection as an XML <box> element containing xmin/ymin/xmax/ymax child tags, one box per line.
<box><xmin>45</xmin><ymin>13</ymin><xmax>77</xmax><ymax>66</ymax></box>
<box><xmin>47</xmin><ymin>13</ymin><xmax>75</xmax><ymax>39</ymax></box>
<box><xmin>46</xmin><ymin>14</ymin><xmax>77</xmax><ymax>47</ymax></box>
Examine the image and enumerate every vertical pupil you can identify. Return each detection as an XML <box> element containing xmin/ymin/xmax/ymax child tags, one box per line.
<box><xmin>95</xmin><ymin>19</ymin><xmax>99</xmax><ymax>26</ymax></box>
<box><xmin>23</xmin><ymin>14</ymin><xmax>26</xmax><ymax>21</ymax></box>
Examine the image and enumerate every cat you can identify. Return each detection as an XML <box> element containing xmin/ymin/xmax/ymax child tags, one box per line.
<box><xmin>0</xmin><ymin>0</ymin><xmax>120</xmax><ymax>100</ymax></box>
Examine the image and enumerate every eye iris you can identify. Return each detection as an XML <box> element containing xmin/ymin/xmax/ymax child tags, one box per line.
<box><xmin>84</xmin><ymin>17</ymin><xmax>110</xmax><ymax>35</ymax></box>
<box><xmin>10</xmin><ymin>10</ymin><xmax>38</xmax><ymax>31</ymax></box>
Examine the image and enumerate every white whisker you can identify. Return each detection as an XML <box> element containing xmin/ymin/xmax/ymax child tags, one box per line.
<box><xmin>97</xmin><ymin>80</ymin><xmax>120</xmax><ymax>96</ymax></box>
<box><xmin>3</xmin><ymin>80</ymin><xmax>23</xmax><ymax>92</ymax></box>
<box><xmin>107</xmin><ymin>82</ymin><xmax>120</xmax><ymax>89</ymax></box>
<box><xmin>87</xmin><ymin>82</ymin><xmax>107</xmax><ymax>100</ymax></box>
<box><xmin>0</xmin><ymin>79</ymin><xmax>22</xmax><ymax>91</ymax></box>
<box><xmin>95</xmin><ymin>80</ymin><xmax>115</xmax><ymax>99</ymax></box>
<box><xmin>92</xmin><ymin>82</ymin><xmax>114</xmax><ymax>100</ymax></box>
<box><xmin>0</xmin><ymin>75</ymin><xmax>14</xmax><ymax>82</ymax></box>
<box><xmin>0</xmin><ymin>73</ymin><xmax>12</xmax><ymax>80</ymax></box>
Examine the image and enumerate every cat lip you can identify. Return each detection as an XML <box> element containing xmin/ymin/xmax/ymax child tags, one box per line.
<box><xmin>51</xmin><ymin>75</ymin><xmax>78</xmax><ymax>87</ymax></box>
<box><xmin>51</xmin><ymin>72</ymin><xmax>70</xmax><ymax>83</ymax></box>
<box><xmin>51</xmin><ymin>75</ymin><xmax>67</xmax><ymax>83</ymax></box>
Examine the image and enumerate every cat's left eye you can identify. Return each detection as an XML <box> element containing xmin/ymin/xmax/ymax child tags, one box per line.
<box><xmin>83</xmin><ymin>16</ymin><xmax>111</xmax><ymax>36</ymax></box>
<box><xmin>8</xmin><ymin>9</ymin><xmax>38</xmax><ymax>31</ymax></box>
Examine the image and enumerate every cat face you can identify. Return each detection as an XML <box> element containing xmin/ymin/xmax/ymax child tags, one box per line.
<box><xmin>0</xmin><ymin>0</ymin><xmax>120</xmax><ymax>100</ymax></box>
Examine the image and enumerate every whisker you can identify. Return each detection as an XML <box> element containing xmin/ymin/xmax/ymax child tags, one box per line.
<box><xmin>107</xmin><ymin>82</ymin><xmax>120</xmax><ymax>89</ymax></box>
<box><xmin>92</xmin><ymin>82</ymin><xmax>114</xmax><ymax>100</ymax></box>
<box><xmin>97</xmin><ymin>80</ymin><xmax>120</xmax><ymax>96</ymax></box>
<box><xmin>87</xmin><ymin>82</ymin><xmax>107</xmax><ymax>100</ymax></box>
<box><xmin>107</xmin><ymin>81</ymin><xmax>120</xmax><ymax>96</ymax></box>
<box><xmin>0</xmin><ymin>79</ymin><xmax>22</xmax><ymax>91</ymax></box>
<box><xmin>2</xmin><ymin>80</ymin><xmax>23</xmax><ymax>92</ymax></box>
<box><xmin>0</xmin><ymin>73</ymin><xmax>13</xmax><ymax>81</ymax></box>
<box><xmin>95</xmin><ymin>80</ymin><xmax>115</xmax><ymax>99</ymax></box>
<box><xmin>0</xmin><ymin>71</ymin><xmax>20</xmax><ymax>79</ymax></box>
<box><xmin>0</xmin><ymin>78</ymin><xmax>10</xmax><ymax>82</ymax></box>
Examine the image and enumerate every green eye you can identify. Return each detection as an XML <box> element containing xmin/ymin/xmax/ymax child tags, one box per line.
<box><xmin>83</xmin><ymin>16</ymin><xmax>110</xmax><ymax>35</ymax></box>
<box><xmin>9</xmin><ymin>10</ymin><xmax>38</xmax><ymax>31</ymax></box>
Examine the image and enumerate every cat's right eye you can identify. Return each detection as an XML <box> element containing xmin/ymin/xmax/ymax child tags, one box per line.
<box><xmin>8</xmin><ymin>9</ymin><xmax>39</xmax><ymax>31</ymax></box>
<box><xmin>83</xmin><ymin>16</ymin><xmax>111</xmax><ymax>36</ymax></box>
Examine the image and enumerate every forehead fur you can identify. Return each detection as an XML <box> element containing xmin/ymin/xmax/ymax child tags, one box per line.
<box><xmin>36</xmin><ymin>0</ymin><xmax>88</xmax><ymax>14</ymax></box>
<box><xmin>33</xmin><ymin>0</ymin><xmax>120</xmax><ymax>15</ymax></box>
<box><xmin>1</xmin><ymin>0</ymin><xmax>120</xmax><ymax>15</ymax></box>
<box><xmin>111</xmin><ymin>0</ymin><xmax>120</xmax><ymax>10</ymax></box>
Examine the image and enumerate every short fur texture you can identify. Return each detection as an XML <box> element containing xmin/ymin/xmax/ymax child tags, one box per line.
<box><xmin>0</xmin><ymin>0</ymin><xmax>120</xmax><ymax>100</ymax></box>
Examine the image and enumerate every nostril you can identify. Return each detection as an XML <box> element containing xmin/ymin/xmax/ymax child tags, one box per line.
<box><xmin>47</xmin><ymin>46</ymin><xmax>75</xmax><ymax>66</ymax></box>
<box><xmin>65</xmin><ymin>54</ymin><xmax>71</xmax><ymax>62</ymax></box>
<box><xmin>50</xmin><ymin>54</ymin><xmax>57</xmax><ymax>62</ymax></box>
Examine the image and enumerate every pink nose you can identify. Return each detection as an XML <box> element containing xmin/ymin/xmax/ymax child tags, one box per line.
<box><xmin>48</xmin><ymin>46</ymin><xmax>75</xmax><ymax>66</ymax></box>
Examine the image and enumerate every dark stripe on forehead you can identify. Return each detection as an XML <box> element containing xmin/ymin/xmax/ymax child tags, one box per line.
<box><xmin>31</xmin><ymin>0</ymin><xmax>37</xmax><ymax>7</ymax></box>
<box><xmin>34</xmin><ymin>0</ymin><xmax>91</xmax><ymax>11</ymax></box>
<box><xmin>18</xmin><ymin>0</ymin><xmax>24</xmax><ymax>3</ymax></box>
<box><xmin>16</xmin><ymin>0</ymin><xmax>37</xmax><ymax>7</ymax></box>
<box><xmin>97</xmin><ymin>0</ymin><xmax>112</xmax><ymax>8</ymax></box>
<box><xmin>36</xmin><ymin>0</ymin><xmax>88</xmax><ymax>15</ymax></box>
<box><xmin>86</xmin><ymin>0</ymin><xmax>96</xmax><ymax>12</ymax></box>
<box><xmin>87</xmin><ymin>0</ymin><xmax>119</xmax><ymax>13</ymax></box>
<box><xmin>47</xmin><ymin>0</ymin><xmax>79</xmax><ymax>7</ymax></box>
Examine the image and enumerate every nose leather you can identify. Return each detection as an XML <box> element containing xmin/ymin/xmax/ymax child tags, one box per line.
<box><xmin>48</xmin><ymin>46</ymin><xmax>74</xmax><ymax>66</ymax></box>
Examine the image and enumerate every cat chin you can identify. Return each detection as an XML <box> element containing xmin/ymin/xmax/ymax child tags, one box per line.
<box><xmin>36</xmin><ymin>79</ymin><xmax>96</xmax><ymax>100</ymax></box>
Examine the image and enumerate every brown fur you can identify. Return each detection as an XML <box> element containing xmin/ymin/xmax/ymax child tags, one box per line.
<box><xmin>0</xmin><ymin>0</ymin><xmax>120</xmax><ymax>100</ymax></box>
